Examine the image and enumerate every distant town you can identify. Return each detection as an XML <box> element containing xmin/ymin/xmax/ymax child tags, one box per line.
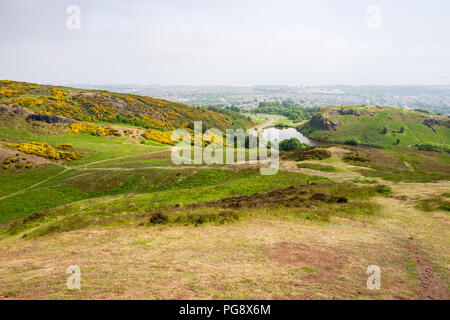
<box><xmin>70</xmin><ymin>84</ymin><xmax>450</xmax><ymax>115</ymax></box>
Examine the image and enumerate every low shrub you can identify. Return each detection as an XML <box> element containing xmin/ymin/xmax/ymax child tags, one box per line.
<box><xmin>142</xmin><ymin>129</ymin><xmax>176</xmax><ymax>145</ymax></box>
<box><xmin>309</xmin><ymin>193</ymin><xmax>348</xmax><ymax>203</ymax></box>
<box><xmin>416</xmin><ymin>196</ymin><xmax>450</xmax><ymax>212</ymax></box>
<box><xmin>375</xmin><ymin>185</ymin><xmax>392</xmax><ymax>196</ymax></box>
<box><xmin>282</xmin><ymin>147</ymin><xmax>331</xmax><ymax>161</ymax></box>
<box><xmin>15</xmin><ymin>142</ymin><xmax>81</xmax><ymax>161</ymax></box>
<box><xmin>342</xmin><ymin>153</ymin><xmax>369</xmax><ymax>163</ymax></box>
<box><xmin>148</xmin><ymin>212</ymin><xmax>168</xmax><ymax>225</ymax></box>
<box><xmin>218</xmin><ymin>211</ymin><xmax>239</xmax><ymax>224</ymax></box>
<box><xmin>344</xmin><ymin>138</ymin><xmax>360</xmax><ymax>146</ymax></box>
<box><xmin>70</xmin><ymin>122</ymin><xmax>120</xmax><ymax>137</ymax></box>
<box><xmin>414</xmin><ymin>143</ymin><xmax>450</xmax><ymax>154</ymax></box>
<box><xmin>279</xmin><ymin>138</ymin><xmax>309</xmax><ymax>152</ymax></box>
<box><xmin>57</xmin><ymin>144</ymin><xmax>73</xmax><ymax>150</ymax></box>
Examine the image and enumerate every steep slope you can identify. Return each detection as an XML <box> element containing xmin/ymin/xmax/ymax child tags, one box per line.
<box><xmin>0</xmin><ymin>80</ymin><xmax>249</xmax><ymax>131</ymax></box>
<box><xmin>301</xmin><ymin>105</ymin><xmax>450</xmax><ymax>151</ymax></box>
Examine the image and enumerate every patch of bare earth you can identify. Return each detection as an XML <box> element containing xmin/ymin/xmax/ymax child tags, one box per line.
<box><xmin>279</xmin><ymin>160</ymin><xmax>363</xmax><ymax>182</ymax></box>
<box><xmin>327</xmin><ymin>146</ymin><xmax>351</xmax><ymax>157</ymax></box>
<box><xmin>263</xmin><ymin>242</ymin><xmax>347</xmax><ymax>275</ymax></box>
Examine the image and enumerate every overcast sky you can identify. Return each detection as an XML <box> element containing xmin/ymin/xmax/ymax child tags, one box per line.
<box><xmin>1</xmin><ymin>0</ymin><xmax>449</xmax><ymax>86</ymax></box>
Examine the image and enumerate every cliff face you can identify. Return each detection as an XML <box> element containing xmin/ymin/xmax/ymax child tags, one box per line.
<box><xmin>308</xmin><ymin>114</ymin><xmax>339</xmax><ymax>131</ymax></box>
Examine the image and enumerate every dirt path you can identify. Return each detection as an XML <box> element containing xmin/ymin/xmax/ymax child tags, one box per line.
<box><xmin>404</xmin><ymin>242</ymin><xmax>449</xmax><ymax>299</ymax></box>
<box><xmin>256</xmin><ymin>116</ymin><xmax>275</xmax><ymax>131</ymax></box>
<box><xmin>372</xmin><ymin>184</ymin><xmax>450</xmax><ymax>300</ymax></box>
<box><xmin>279</xmin><ymin>149</ymin><xmax>450</xmax><ymax>300</ymax></box>
<box><xmin>0</xmin><ymin>168</ymin><xmax>70</xmax><ymax>201</ymax></box>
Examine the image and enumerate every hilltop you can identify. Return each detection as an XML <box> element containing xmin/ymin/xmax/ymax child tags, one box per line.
<box><xmin>0</xmin><ymin>80</ymin><xmax>251</xmax><ymax>132</ymax></box>
<box><xmin>301</xmin><ymin>105</ymin><xmax>450</xmax><ymax>151</ymax></box>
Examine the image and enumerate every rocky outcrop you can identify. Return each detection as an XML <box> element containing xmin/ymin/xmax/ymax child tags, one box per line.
<box><xmin>0</xmin><ymin>104</ymin><xmax>28</xmax><ymax>115</ymax></box>
<box><xmin>26</xmin><ymin>113</ymin><xmax>75</xmax><ymax>124</ymax></box>
<box><xmin>11</xmin><ymin>104</ymin><xmax>27</xmax><ymax>114</ymax></box>
<box><xmin>338</xmin><ymin>108</ymin><xmax>361</xmax><ymax>116</ymax></box>
<box><xmin>308</xmin><ymin>114</ymin><xmax>339</xmax><ymax>131</ymax></box>
<box><xmin>422</xmin><ymin>118</ymin><xmax>450</xmax><ymax>129</ymax></box>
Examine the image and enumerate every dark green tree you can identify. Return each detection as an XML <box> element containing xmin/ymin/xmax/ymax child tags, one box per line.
<box><xmin>279</xmin><ymin>138</ymin><xmax>302</xmax><ymax>151</ymax></box>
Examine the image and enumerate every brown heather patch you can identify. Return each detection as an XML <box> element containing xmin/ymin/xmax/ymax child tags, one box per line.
<box><xmin>188</xmin><ymin>183</ymin><xmax>384</xmax><ymax>210</ymax></box>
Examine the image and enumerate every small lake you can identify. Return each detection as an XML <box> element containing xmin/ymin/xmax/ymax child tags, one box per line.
<box><xmin>262</xmin><ymin>127</ymin><xmax>319</xmax><ymax>146</ymax></box>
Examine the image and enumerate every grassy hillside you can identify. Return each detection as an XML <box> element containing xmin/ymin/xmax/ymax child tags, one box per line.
<box><xmin>0</xmin><ymin>80</ymin><xmax>250</xmax><ymax>131</ymax></box>
<box><xmin>1</xmin><ymin>84</ymin><xmax>449</xmax><ymax>300</ymax></box>
<box><xmin>0</xmin><ymin>140</ymin><xmax>448</xmax><ymax>299</ymax></box>
<box><xmin>301</xmin><ymin>105</ymin><xmax>450</xmax><ymax>151</ymax></box>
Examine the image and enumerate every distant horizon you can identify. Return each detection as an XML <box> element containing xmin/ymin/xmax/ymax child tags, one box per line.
<box><xmin>4</xmin><ymin>79</ymin><xmax>450</xmax><ymax>88</ymax></box>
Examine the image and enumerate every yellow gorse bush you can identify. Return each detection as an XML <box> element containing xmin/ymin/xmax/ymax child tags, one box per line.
<box><xmin>8</xmin><ymin>96</ymin><xmax>46</xmax><ymax>109</ymax></box>
<box><xmin>1</xmin><ymin>80</ymin><xmax>242</xmax><ymax>132</ymax></box>
<box><xmin>57</xmin><ymin>144</ymin><xmax>73</xmax><ymax>150</ymax></box>
<box><xmin>142</xmin><ymin>129</ymin><xmax>175</xmax><ymax>145</ymax></box>
<box><xmin>142</xmin><ymin>129</ymin><xmax>229</xmax><ymax>147</ymax></box>
<box><xmin>69</xmin><ymin>122</ymin><xmax>120</xmax><ymax>137</ymax></box>
<box><xmin>0</xmin><ymin>80</ymin><xmax>39</xmax><ymax>98</ymax></box>
<box><xmin>14</xmin><ymin>142</ymin><xmax>81</xmax><ymax>161</ymax></box>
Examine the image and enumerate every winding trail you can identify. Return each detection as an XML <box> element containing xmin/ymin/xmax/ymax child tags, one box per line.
<box><xmin>255</xmin><ymin>116</ymin><xmax>275</xmax><ymax>131</ymax></box>
<box><xmin>0</xmin><ymin>168</ymin><xmax>71</xmax><ymax>201</ymax></box>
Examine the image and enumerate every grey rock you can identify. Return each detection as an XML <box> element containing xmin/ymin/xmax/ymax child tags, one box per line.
<box><xmin>26</xmin><ymin>113</ymin><xmax>75</xmax><ymax>124</ymax></box>
<box><xmin>309</xmin><ymin>114</ymin><xmax>339</xmax><ymax>131</ymax></box>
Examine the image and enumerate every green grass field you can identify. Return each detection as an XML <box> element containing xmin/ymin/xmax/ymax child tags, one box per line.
<box><xmin>302</xmin><ymin>106</ymin><xmax>450</xmax><ymax>150</ymax></box>
<box><xmin>244</xmin><ymin>113</ymin><xmax>305</xmax><ymax>127</ymax></box>
<box><xmin>0</xmin><ymin>115</ymin><xmax>330</xmax><ymax>224</ymax></box>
